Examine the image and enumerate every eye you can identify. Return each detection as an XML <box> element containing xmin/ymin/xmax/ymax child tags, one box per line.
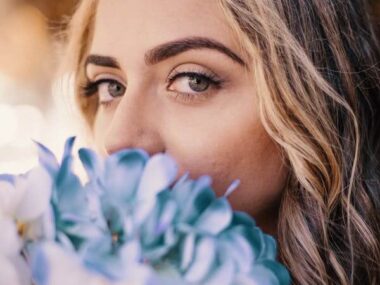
<box><xmin>170</xmin><ymin>73</ymin><xmax>213</xmax><ymax>95</ymax></box>
<box><xmin>168</xmin><ymin>72</ymin><xmax>223</xmax><ymax>102</ymax></box>
<box><xmin>98</xmin><ymin>80</ymin><xmax>126</xmax><ymax>104</ymax></box>
<box><xmin>82</xmin><ymin>78</ymin><xmax>126</xmax><ymax>105</ymax></box>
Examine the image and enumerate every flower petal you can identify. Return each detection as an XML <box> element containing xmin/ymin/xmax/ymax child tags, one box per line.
<box><xmin>56</xmin><ymin>155</ymin><xmax>79</xmax><ymax>195</ymax></box>
<box><xmin>0</xmin><ymin>256</ymin><xmax>22</xmax><ymax>285</ymax></box>
<box><xmin>141</xmin><ymin>192</ymin><xmax>178</xmax><ymax>243</ymax></box>
<box><xmin>255</xmin><ymin>260</ymin><xmax>291</xmax><ymax>285</ymax></box>
<box><xmin>171</xmin><ymin>172</ymin><xmax>193</xmax><ymax>205</ymax></box>
<box><xmin>175</xmin><ymin>176</ymin><xmax>215</xmax><ymax>224</ymax></box>
<box><xmin>205</xmin><ymin>258</ymin><xmax>235</xmax><ymax>285</ymax></box>
<box><xmin>155</xmin><ymin>199</ymin><xmax>177</xmax><ymax>236</ymax></box>
<box><xmin>137</xmin><ymin>154</ymin><xmax>178</xmax><ymax>201</ymax></box>
<box><xmin>180</xmin><ymin>234</ymin><xmax>195</xmax><ymax>271</ymax></box>
<box><xmin>0</xmin><ymin>217</ymin><xmax>21</xmax><ymax>256</ymax></box>
<box><xmin>134</xmin><ymin>198</ymin><xmax>157</xmax><ymax>226</ymax></box>
<box><xmin>34</xmin><ymin>141</ymin><xmax>59</xmax><ymax>176</ymax></box>
<box><xmin>184</xmin><ymin>237</ymin><xmax>216</xmax><ymax>283</ymax></box>
<box><xmin>101</xmin><ymin>197</ymin><xmax>126</xmax><ymax>234</ymax></box>
<box><xmin>61</xmin><ymin>137</ymin><xmax>76</xmax><ymax>163</ymax></box>
<box><xmin>259</xmin><ymin>235</ymin><xmax>277</xmax><ymax>260</ymax></box>
<box><xmin>55</xmin><ymin>167</ymin><xmax>86</xmax><ymax>216</ymax></box>
<box><xmin>0</xmin><ymin>174</ymin><xmax>15</xmax><ymax>184</ymax></box>
<box><xmin>194</xmin><ymin>198</ymin><xmax>232</xmax><ymax>235</ymax></box>
<box><xmin>24</xmin><ymin>207</ymin><xmax>56</xmax><ymax>241</ymax></box>
<box><xmin>81</xmin><ymin>237</ymin><xmax>128</xmax><ymax>281</ymax></box>
<box><xmin>230</xmin><ymin>211</ymin><xmax>256</xmax><ymax>228</ymax></box>
<box><xmin>104</xmin><ymin>149</ymin><xmax>148</xmax><ymax>201</ymax></box>
<box><xmin>224</xmin><ymin>179</ymin><xmax>240</xmax><ymax>198</ymax></box>
<box><xmin>226</xmin><ymin>226</ymin><xmax>264</xmax><ymax>262</ymax></box>
<box><xmin>0</xmin><ymin>180</ymin><xmax>21</xmax><ymax>217</ymax></box>
<box><xmin>219</xmin><ymin>229</ymin><xmax>254</xmax><ymax>273</ymax></box>
<box><xmin>79</xmin><ymin>148</ymin><xmax>104</xmax><ymax>182</ymax></box>
<box><xmin>9</xmin><ymin>255</ymin><xmax>31</xmax><ymax>285</ymax></box>
<box><xmin>15</xmin><ymin>167</ymin><xmax>52</xmax><ymax>221</ymax></box>
<box><xmin>31</xmin><ymin>242</ymin><xmax>95</xmax><ymax>285</ymax></box>
<box><xmin>238</xmin><ymin>261</ymin><xmax>290</xmax><ymax>285</ymax></box>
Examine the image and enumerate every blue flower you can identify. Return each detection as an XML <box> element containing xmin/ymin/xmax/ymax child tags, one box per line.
<box><xmin>16</xmin><ymin>137</ymin><xmax>292</xmax><ymax>285</ymax></box>
<box><xmin>32</xmin><ymin>137</ymin><xmax>106</xmax><ymax>249</ymax></box>
<box><xmin>79</xmin><ymin>147</ymin><xmax>178</xmax><ymax>225</ymax></box>
<box><xmin>31</xmin><ymin>241</ymin><xmax>157</xmax><ymax>285</ymax></box>
<box><xmin>136</xmin><ymin>174</ymin><xmax>290</xmax><ymax>284</ymax></box>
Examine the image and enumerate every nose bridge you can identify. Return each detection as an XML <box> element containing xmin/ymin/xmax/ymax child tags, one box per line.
<box><xmin>103</xmin><ymin>87</ymin><xmax>164</xmax><ymax>156</ymax></box>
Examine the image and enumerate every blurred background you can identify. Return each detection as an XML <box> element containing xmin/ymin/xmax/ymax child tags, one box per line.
<box><xmin>0</xmin><ymin>0</ymin><xmax>379</xmax><ymax>174</ymax></box>
<box><xmin>0</xmin><ymin>0</ymin><xmax>80</xmax><ymax>173</ymax></box>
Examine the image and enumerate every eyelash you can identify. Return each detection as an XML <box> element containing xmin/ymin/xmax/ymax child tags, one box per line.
<box><xmin>80</xmin><ymin>70</ymin><xmax>224</xmax><ymax>105</ymax></box>
<box><xmin>81</xmin><ymin>78</ymin><xmax>120</xmax><ymax>97</ymax></box>
<box><xmin>80</xmin><ymin>78</ymin><xmax>123</xmax><ymax>108</ymax></box>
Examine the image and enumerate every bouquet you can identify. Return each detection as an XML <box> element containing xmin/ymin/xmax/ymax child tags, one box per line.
<box><xmin>0</xmin><ymin>137</ymin><xmax>291</xmax><ymax>285</ymax></box>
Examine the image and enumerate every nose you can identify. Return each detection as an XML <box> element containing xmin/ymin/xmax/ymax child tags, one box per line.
<box><xmin>101</xmin><ymin>89</ymin><xmax>165</xmax><ymax>156</ymax></box>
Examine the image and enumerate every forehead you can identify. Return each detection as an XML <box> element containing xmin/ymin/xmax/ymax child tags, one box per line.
<box><xmin>91</xmin><ymin>0</ymin><xmax>238</xmax><ymax>57</ymax></box>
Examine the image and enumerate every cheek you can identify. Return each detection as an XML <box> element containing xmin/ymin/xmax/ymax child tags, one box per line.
<box><xmin>164</xmin><ymin>111</ymin><xmax>287</xmax><ymax>218</ymax></box>
<box><xmin>93</xmin><ymin>112</ymin><xmax>111</xmax><ymax>156</ymax></box>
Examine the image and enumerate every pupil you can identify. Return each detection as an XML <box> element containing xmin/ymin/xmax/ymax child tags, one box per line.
<box><xmin>189</xmin><ymin>76</ymin><xmax>209</xmax><ymax>92</ymax></box>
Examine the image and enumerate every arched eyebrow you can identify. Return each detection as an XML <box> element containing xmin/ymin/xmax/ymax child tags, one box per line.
<box><xmin>85</xmin><ymin>37</ymin><xmax>247</xmax><ymax>69</ymax></box>
<box><xmin>145</xmin><ymin>37</ymin><xmax>247</xmax><ymax>66</ymax></box>
<box><xmin>85</xmin><ymin>55</ymin><xmax>120</xmax><ymax>68</ymax></box>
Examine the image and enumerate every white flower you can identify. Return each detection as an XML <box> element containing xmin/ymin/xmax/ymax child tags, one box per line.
<box><xmin>14</xmin><ymin>167</ymin><xmax>52</xmax><ymax>222</ymax></box>
<box><xmin>0</xmin><ymin>167</ymin><xmax>52</xmax><ymax>222</ymax></box>
<box><xmin>0</xmin><ymin>179</ymin><xmax>23</xmax><ymax>217</ymax></box>
<box><xmin>0</xmin><ymin>217</ymin><xmax>30</xmax><ymax>285</ymax></box>
<box><xmin>0</xmin><ymin>166</ymin><xmax>52</xmax><ymax>285</ymax></box>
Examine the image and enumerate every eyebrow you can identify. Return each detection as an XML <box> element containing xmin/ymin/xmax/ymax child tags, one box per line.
<box><xmin>85</xmin><ymin>37</ymin><xmax>247</xmax><ymax>69</ymax></box>
<box><xmin>145</xmin><ymin>37</ymin><xmax>246</xmax><ymax>66</ymax></box>
<box><xmin>85</xmin><ymin>55</ymin><xmax>120</xmax><ymax>68</ymax></box>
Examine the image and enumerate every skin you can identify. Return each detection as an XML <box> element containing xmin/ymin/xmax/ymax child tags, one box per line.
<box><xmin>86</xmin><ymin>0</ymin><xmax>288</xmax><ymax>234</ymax></box>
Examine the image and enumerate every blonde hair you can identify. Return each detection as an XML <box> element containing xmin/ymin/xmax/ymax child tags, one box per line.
<box><xmin>64</xmin><ymin>0</ymin><xmax>380</xmax><ymax>283</ymax></box>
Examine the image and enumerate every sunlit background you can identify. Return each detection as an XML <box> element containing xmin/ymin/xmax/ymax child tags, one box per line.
<box><xmin>0</xmin><ymin>0</ymin><xmax>82</xmax><ymax>174</ymax></box>
<box><xmin>0</xmin><ymin>0</ymin><xmax>379</xmax><ymax>174</ymax></box>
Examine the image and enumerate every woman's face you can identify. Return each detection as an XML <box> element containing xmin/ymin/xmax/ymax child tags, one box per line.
<box><xmin>86</xmin><ymin>0</ymin><xmax>287</xmax><ymax>233</ymax></box>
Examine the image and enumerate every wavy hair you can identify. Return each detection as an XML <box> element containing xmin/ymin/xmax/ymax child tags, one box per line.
<box><xmin>63</xmin><ymin>0</ymin><xmax>380</xmax><ymax>283</ymax></box>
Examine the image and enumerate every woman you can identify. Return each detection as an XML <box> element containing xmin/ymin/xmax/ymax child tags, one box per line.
<box><xmin>62</xmin><ymin>0</ymin><xmax>380</xmax><ymax>284</ymax></box>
